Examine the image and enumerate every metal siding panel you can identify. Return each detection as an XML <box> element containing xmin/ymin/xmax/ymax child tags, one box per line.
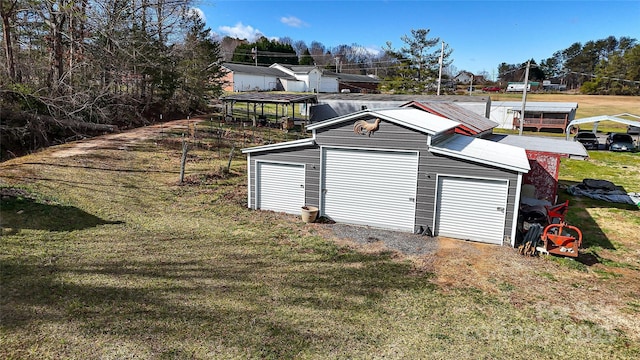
<box><xmin>250</xmin><ymin>147</ymin><xmax>320</xmax><ymax>209</ymax></box>
<box><xmin>322</xmin><ymin>148</ymin><xmax>418</xmax><ymax>231</ymax></box>
<box><xmin>436</xmin><ymin>176</ymin><xmax>508</xmax><ymax>244</ymax></box>
<box><xmin>425</xmin><ymin>151</ymin><xmax>518</xmax><ymax>239</ymax></box>
<box><xmin>257</xmin><ymin>162</ymin><xmax>305</xmax><ymax>214</ymax></box>
<box><xmin>315</xmin><ymin>120</ymin><xmax>429</xmax><ymax>151</ymax></box>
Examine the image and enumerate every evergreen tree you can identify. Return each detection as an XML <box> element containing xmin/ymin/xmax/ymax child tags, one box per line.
<box><xmin>232</xmin><ymin>37</ymin><xmax>298</xmax><ymax>66</ymax></box>
<box><xmin>382</xmin><ymin>29</ymin><xmax>451</xmax><ymax>94</ymax></box>
<box><xmin>299</xmin><ymin>48</ymin><xmax>314</xmax><ymax>65</ymax></box>
<box><xmin>175</xmin><ymin>14</ymin><xmax>225</xmax><ymax>112</ymax></box>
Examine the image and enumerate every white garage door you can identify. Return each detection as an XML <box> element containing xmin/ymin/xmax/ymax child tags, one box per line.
<box><xmin>322</xmin><ymin>148</ymin><xmax>418</xmax><ymax>232</ymax></box>
<box><xmin>435</xmin><ymin>176</ymin><xmax>509</xmax><ymax>244</ymax></box>
<box><xmin>257</xmin><ymin>162</ymin><xmax>305</xmax><ymax>214</ymax></box>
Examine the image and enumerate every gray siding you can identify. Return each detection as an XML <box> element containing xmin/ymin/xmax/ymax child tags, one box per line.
<box><xmin>315</xmin><ymin>117</ymin><xmax>429</xmax><ymax>150</ymax></box>
<box><xmin>315</xmin><ymin>117</ymin><xmax>518</xmax><ymax>241</ymax></box>
<box><xmin>418</xmin><ymin>152</ymin><xmax>519</xmax><ymax>242</ymax></box>
<box><xmin>249</xmin><ymin>146</ymin><xmax>320</xmax><ymax>209</ymax></box>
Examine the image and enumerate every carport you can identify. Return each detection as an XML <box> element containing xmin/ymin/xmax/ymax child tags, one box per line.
<box><xmin>221</xmin><ymin>93</ymin><xmax>318</xmax><ymax>128</ymax></box>
<box><xmin>565</xmin><ymin>113</ymin><xmax>640</xmax><ymax>140</ymax></box>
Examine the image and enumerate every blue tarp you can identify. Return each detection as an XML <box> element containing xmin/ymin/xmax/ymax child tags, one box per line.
<box><xmin>567</xmin><ymin>179</ymin><xmax>640</xmax><ymax>207</ymax></box>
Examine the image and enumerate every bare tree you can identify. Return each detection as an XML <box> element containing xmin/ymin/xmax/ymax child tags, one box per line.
<box><xmin>0</xmin><ymin>0</ymin><xmax>19</xmax><ymax>81</ymax></box>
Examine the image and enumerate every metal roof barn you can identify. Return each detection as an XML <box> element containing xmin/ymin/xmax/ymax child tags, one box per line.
<box><xmin>242</xmin><ymin>107</ymin><xmax>530</xmax><ymax>246</ymax></box>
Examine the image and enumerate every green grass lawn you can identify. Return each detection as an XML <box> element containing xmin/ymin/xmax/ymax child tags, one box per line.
<box><xmin>1</xmin><ymin>122</ymin><xmax>639</xmax><ymax>359</ymax></box>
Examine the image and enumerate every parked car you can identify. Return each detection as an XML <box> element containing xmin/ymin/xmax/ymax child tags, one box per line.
<box><xmin>605</xmin><ymin>133</ymin><xmax>635</xmax><ymax>151</ymax></box>
<box><xmin>628</xmin><ymin>125</ymin><xmax>640</xmax><ymax>135</ymax></box>
<box><xmin>482</xmin><ymin>86</ymin><xmax>501</xmax><ymax>93</ymax></box>
<box><xmin>573</xmin><ymin>131</ymin><xmax>599</xmax><ymax>150</ymax></box>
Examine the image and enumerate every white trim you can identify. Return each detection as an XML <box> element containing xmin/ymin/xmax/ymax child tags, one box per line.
<box><xmin>247</xmin><ymin>153</ymin><xmax>252</xmax><ymax>209</ymax></box>
<box><xmin>306</xmin><ymin>108</ymin><xmax>459</xmax><ymax>135</ymax></box>
<box><xmin>511</xmin><ymin>172</ymin><xmax>524</xmax><ymax>247</ymax></box>
<box><xmin>242</xmin><ymin>138</ymin><xmax>315</xmax><ymax>154</ymax></box>
<box><xmin>429</xmin><ymin>146</ymin><xmax>529</xmax><ymax>173</ymax></box>
<box><xmin>320</xmin><ymin>144</ymin><xmax>420</xmax><ymax>154</ymax></box>
<box><xmin>255</xmin><ymin>160</ymin><xmax>306</xmax><ymax>213</ymax></box>
<box><xmin>432</xmin><ymin>174</ymin><xmax>510</xmax><ymax>244</ymax></box>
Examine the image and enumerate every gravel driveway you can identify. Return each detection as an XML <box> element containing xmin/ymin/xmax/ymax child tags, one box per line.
<box><xmin>328</xmin><ymin>223</ymin><xmax>438</xmax><ymax>256</ymax></box>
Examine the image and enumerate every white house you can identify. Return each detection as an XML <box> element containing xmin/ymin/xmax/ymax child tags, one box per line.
<box><xmin>222</xmin><ymin>62</ymin><xmax>379</xmax><ymax>94</ymax></box>
<box><xmin>453</xmin><ymin>71</ymin><xmax>475</xmax><ymax>84</ymax></box>
<box><xmin>270</xmin><ymin>64</ymin><xmax>339</xmax><ymax>93</ymax></box>
<box><xmin>221</xmin><ymin>63</ymin><xmax>295</xmax><ymax>92</ymax></box>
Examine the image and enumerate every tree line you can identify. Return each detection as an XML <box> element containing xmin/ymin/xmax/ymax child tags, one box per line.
<box><xmin>222</xmin><ymin>33</ymin><xmax>639</xmax><ymax>96</ymax></box>
<box><xmin>498</xmin><ymin>36</ymin><xmax>639</xmax><ymax>94</ymax></box>
<box><xmin>1</xmin><ymin>0</ymin><xmax>225</xmax><ymax>160</ymax></box>
<box><xmin>1</xmin><ymin>1</ymin><xmax>638</xmax><ymax>160</ymax></box>
<box><xmin>219</xmin><ymin>28</ymin><xmax>454</xmax><ymax>95</ymax></box>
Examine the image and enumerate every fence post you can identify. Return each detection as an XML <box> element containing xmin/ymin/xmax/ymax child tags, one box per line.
<box><xmin>227</xmin><ymin>145</ymin><xmax>235</xmax><ymax>173</ymax></box>
<box><xmin>179</xmin><ymin>136</ymin><xmax>188</xmax><ymax>184</ymax></box>
<box><xmin>243</xmin><ymin>122</ymin><xmax>246</xmax><ymax>147</ymax></box>
<box><xmin>218</xmin><ymin>122</ymin><xmax>222</xmax><ymax>158</ymax></box>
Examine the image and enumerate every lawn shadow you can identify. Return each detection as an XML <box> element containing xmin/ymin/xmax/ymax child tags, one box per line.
<box><xmin>21</xmin><ymin>161</ymin><xmax>179</xmax><ymax>174</ymax></box>
<box><xmin>558</xmin><ymin>180</ymin><xmax>638</xmax><ymax>252</ymax></box>
<box><xmin>0</xmin><ymin>233</ymin><xmax>433</xmax><ymax>358</ymax></box>
<box><xmin>1</xmin><ymin>189</ymin><xmax>123</xmax><ymax>233</ymax></box>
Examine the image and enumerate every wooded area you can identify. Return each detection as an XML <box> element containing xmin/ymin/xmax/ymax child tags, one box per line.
<box><xmin>1</xmin><ymin>1</ymin><xmax>638</xmax><ymax>160</ymax></box>
<box><xmin>0</xmin><ymin>0</ymin><xmax>225</xmax><ymax>160</ymax></box>
<box><xmin>498</xmin><ymin>36</ymin><xmax>640</xmax><ymax>94</ymax></box>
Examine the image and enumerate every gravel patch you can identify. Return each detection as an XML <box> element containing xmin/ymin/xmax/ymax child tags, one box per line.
<box><xmin>328</xmin><ymin>223</ymin><xmax>437</xmax><ymax>256</ymax></box>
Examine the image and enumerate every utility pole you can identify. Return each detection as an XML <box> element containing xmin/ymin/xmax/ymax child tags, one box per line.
<box><xmin>437</xmin><ymin>41</ymin><xmax>444</xmax><ymax>96</ymax></box>
<box><xmin>519</xmin><ymin>60</ymin><xmax>531</xmax><ymax>136</ymax></box>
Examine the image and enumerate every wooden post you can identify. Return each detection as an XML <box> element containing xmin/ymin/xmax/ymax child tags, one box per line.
<box><xmin>227</xmin><ymin>145</ymin><xmax>235</xmax><ymax>173</ymax></box>
<box><xmin>179</xmin><ymin>136</ymin><xmax>188</xmax><ymax>184</ymax></box>
<box><xmin>218</xmin><ymin>122</ymin><xmax>222</xmax><ymax>158</ymax></box>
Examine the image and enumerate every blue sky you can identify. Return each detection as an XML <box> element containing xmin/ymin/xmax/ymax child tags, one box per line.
<box><xmin>196</xmin><ymin>0</ymin><xmax>640</xmax><ymax>79</ymax></box>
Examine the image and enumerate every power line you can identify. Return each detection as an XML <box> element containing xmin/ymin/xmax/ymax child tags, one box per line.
<box><xmin>565</xmin><ymin>71</ymin><xmax>640</xmax><ymax>85</ymax></box>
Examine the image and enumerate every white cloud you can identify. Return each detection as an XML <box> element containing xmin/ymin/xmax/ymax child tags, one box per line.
<box><xmin>188</xmin><ymin>7</ymin><xmax>205</xmax><ymax>21</ymax></box>
<box><xmin>280</xmin><ymin>16</ymin><xmax>307</xmax><ymax>28</ymax></box>
<box><xmin>218</xmin><ymin>22</ymin><xmax>263</xmax><ymax>41</ymax></box>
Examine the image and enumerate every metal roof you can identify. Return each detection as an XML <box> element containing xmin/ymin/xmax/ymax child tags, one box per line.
<box><xmin>318</xmin><ymin>93</ymin><xmax>490</xmax><ymax>103</ymax></box>
<box><xmin>491</xmin><ymin>101</ymin><xmax>578</xmax><ymax>113</ymax></box>
<box><xmin>325</xmin><ymin>72</ymin><xmax>381</xmax><ymax>83</ymax></box>
<box><xmin>312</xmin><ymin>95</ymin><xmax>490</xmax><ymax>123</ymax></box>
<box><xmin>487</xmin><ymin>134</ymin><xmax>589</xmax><ymax>159</ymax></box>
<box><xmin>431</xmin><ymin>134</ymin><xmax>531</xmax><ymax>173</ymax></box>
<box><xmin>306</xmin><ymin>108</ymin><xmax>460</xmax><ymax>135</ymax></box>
<box><xmin>566</xmin><ymin>114</ymin><xmax>640</xmax><ymax>139</ymax></box>
<box><xmin>221</xmin><ymin>92</ymin><xmax>318</xmax><ymax>104</ymax></box>
<box><xmin>270</xmin><ymin>64</ymin><xmax>318</xmax><ymax>74</ymax></box>
<box><xmin>402</xmin><ymin>101</ymin><xmax>497</xmax><ymax>134</ymax></box>
<box><xmin>222</xmin><ymin>63</ymin><xmax>294</xmax><ymax>78</ymax></box>
<box><xmin>241</xmin><ymin>138</ymin><xmax>315</xmax><ymax>154</ymax></box>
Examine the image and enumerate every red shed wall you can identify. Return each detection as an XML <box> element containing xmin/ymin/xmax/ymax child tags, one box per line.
<box><xmin>524</xmin><ymin>151</ymin><xmax>560</xmax><ymax>202</ymax></box>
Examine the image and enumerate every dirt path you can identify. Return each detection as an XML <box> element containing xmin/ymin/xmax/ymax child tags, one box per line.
<box><xmin>50</xmin><ymin>118</ymin><xmax>199</xmax><ymax>158</ymax></box>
